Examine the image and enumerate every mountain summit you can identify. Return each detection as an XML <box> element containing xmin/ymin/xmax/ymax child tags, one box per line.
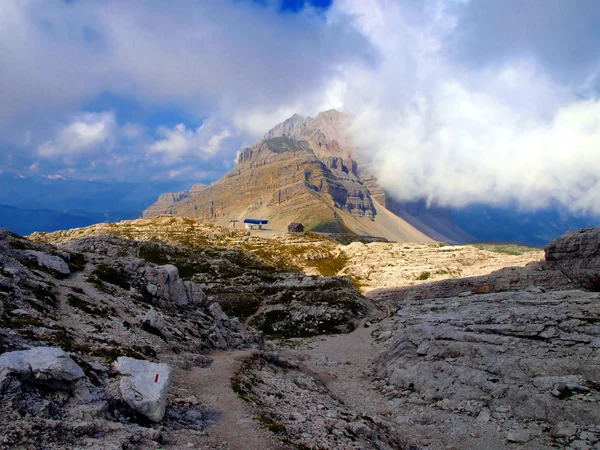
<box><xmin>143</xmin><ymin>110</ymin><xmax>467</xmax><ymax>242</ymax></box>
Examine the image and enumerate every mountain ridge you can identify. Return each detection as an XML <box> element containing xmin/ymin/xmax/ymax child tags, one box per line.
<box><xmin>143</xmin><ymin>110</ymin><xmax>439</xmax><ymax>243</ymax></box>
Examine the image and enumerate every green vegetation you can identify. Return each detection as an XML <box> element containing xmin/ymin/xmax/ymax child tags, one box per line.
<box><xmin>67</xmin><ymin>252</ymin><xmax>87</xmax><ymax>272</ymax></box>
<box><xmin>416</xmin><ymin>271</ymin><xmax>431</xmax><ymax>281</ymax></box>
<box><xmin>264</xmin><ymin>137</ymin><xmax>313</xmax><ymax>154</ymax></box>
<box><xmin>32</xmin><ymin>286</ymin><xmax>58</xmax><ymax>307</ymax></box>
<box><xmin>473</xmin><ymin>243</ymin><xmax>540</xmax><ymax>256</ymax></box>
<box><xmin>138</xmin><ymin>245</ymin><xmax>171</xmax><ymax>265</ymax></box>
<box><xmin>67</xmin><ymin>293</ymin><xmax>113</xmax><ymax>318</ymax></box>
<box><xmin>253</xmin><ymin>416</ymin><xmax>288</xmax><ymax>435</ymax></box>
<box><xmin>305</xmin><ymin>251</ymin><xmax>348</xmax><ymax>277</ymax></box>
<box><xmin>89</xmin><ymin>264</ymin><xmax>130</xmax><ymax>290</ymax></box>
<box><xmin>91</xmin><ymin>345</ymin><xmax>149</xmax><ymax>363</ymax></box>
<box><xmin>251</xmin><ymin>307</ymin><xmax>357</xmax><ymax>339</ymax></box>
<box><xmin>220</xmin><ymin>297</ymin><xmax>262</xmax><ymax>319</ymax></box>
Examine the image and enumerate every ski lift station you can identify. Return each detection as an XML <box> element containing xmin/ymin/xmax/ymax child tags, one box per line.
<box><xmin>243</xmin><ymin>218</ymin><xmax>269</xmax><ymax>230</ymax></box>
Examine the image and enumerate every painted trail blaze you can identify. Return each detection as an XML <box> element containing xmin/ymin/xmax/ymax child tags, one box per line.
<box><xmin>155</xmin><ymin>374</ymin><xmax>159</xmax><ymax>383</ymax></box>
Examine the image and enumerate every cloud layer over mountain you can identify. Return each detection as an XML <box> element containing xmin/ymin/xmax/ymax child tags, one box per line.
<box><xmin>0</xmin><ymin>0</ymin><xmax>599</xmax><ymax>214</ymax></box>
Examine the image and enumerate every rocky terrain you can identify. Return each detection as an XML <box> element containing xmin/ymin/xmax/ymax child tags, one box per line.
<box><xmin>32</xmin><ymin>216</ymin><xmax>542</xmax><ymax>295</ymax></box>
<box><xmin>3</xmin><ymin>216</ymin><xmax>598</xmax><ymax>449</ymax></box>
<box><xmin>229</xmin><ymin>228</ymin><xmax>599</xmax><ymax>450</ymax></box>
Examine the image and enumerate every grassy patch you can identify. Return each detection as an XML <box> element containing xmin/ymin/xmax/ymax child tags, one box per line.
<box><xmin>32</xmin><ymin>286</ymin><xmax>58</xmax><ymax>307</ymax></box>
<box><xmin>139</xmin><ymin>245</ymin><xmax>171</xmax><ymax>265</ymax></box>
<box><xmin>220</xmin><ymin>297</ymin><xmax>262</xmax><ymax>319</ymax></box>
<box><xmin>92</xmin><ymin>346</ymin><xmax>148</xmax><ymax>363</ymax></box>
<box><xmin>67</xmin><ymin>252</ymin><xmax>87</xmax><ymax>272</ymax></box>
<box><xmin>253</xmin><ymin>416</ymin><xmax>288</xmax><ymax>435</ymax></box>
<box><xmin>472</xmin><ymin>243</ymin><xmax>541</xmax><ymax>256</ymax></box>
<box><xmin>89</xmin><ymin>264</ymin><xmax>130</xmax><ymax>290</ymax></box>
<box><xmin>67</xmin><ymin>293</ymin><xmax>112</xmax><ymax>318</ymax></box>
<box><xmin>306</xmin><ymin>252</ymin><xmax>349</xmax><ymax>277</ymax></box>
<box><xmin>251</xmin><ymin>307</ymin><xmax>358</xmax><ymax>338</ymax></box>
<box><xmin>416</xmin><ymin>271</ymin><xmax>431</xmax><ymax>281</ymax></box>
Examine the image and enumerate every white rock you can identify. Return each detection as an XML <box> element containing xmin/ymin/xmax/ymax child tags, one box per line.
<box><xmin>114</xmin><ymin>357</ymin><xmax>172</xmax><ymax>422</ymax></box>
<box><xmin>146</xmin><ymin>283</ymin><xmax>158</xmax><ymax>296</ymax></box>
<box><xmin>476</xmin><ymin>410</ymin><xmax>491</xmax><ymax>423</ymax></box>
<box><xmin>579</xmin><ymin>431</ymin><xmax>598</xmax><ymax>443</ymax></box>
<box><xmin>209</xmin><ymin>302</ymin><xmax>229</xmax><ymax>324</ymax></box>
<box><xmin>571</xmin><ymin>440</ymin><xmax>591</xmax><ymax>450</ymax></box>
<box><xmin>143</xmin><ymin>307</ymin><xmax>165</xmax><ymax>331</ymax></box>
<box><xmin>506</xmin><ymin>429</ymin><xmax>531</xmax><ymax>443</ymax></box>
<box><xmin>533</xmin><ymin>375</ymin><xmax>585</xmax><ymax>391</ymax></box>
<box><xmin>554</xmin><ymin>422</ymin><xmax>578</xmax><ymax>438</ymax></box>
<box><xmin>0</xmin><ymin>347</ymin><xmax>84</xmax><ymax>387</ymax></box>
<box><xmin>143</xmin><ymin>264</ymin><xmax>206</xmax><ymax>307</ymax></box>
<box><xmin>24</xmin><ymin>250</ymin><xmax>70</xmax><ymax>275</ymax></box>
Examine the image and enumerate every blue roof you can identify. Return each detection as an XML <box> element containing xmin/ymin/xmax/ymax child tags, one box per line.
<box><xmin>243</xmin><ymin>218</ymin><xmax>269</xmax><ymax>225</ymax></box>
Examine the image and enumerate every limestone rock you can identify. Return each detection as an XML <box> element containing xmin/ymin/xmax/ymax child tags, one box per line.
<box><xmin>545</xmin><ymin>227</ymin><xmax>600</xmax><ymax>291</ymax></box>
<box><xmin>506</xmin><ymin>429</ymin><xmax>531</xmax><ymax>443</ymax></box>
<box><xmin>0</xmin><ymin>347</ymin><xmax>84</xmax><ymax>388</ymax></box>
<box><xmin>24</xmin><ymin>250</ymin><xmax>70</xmax><ymax>275</ymax></box>
<box><xmin>114</xmin><ymin>357</ymin><xmax>172</xmax><ymax>422</ymax></box>
<box><xmin>143</xmin><ymin>307</ymin><xmax>165</xmax><ymax>332</ymax></box>
<box><xmin>208</xmin><ymin>302</ymin><xmax>229</xmax><ymax>325</ymax></box>
<box><xmin>143</xmin><ymin>264</ymin><xmax>207</xmax><ymax>308</ymax></box>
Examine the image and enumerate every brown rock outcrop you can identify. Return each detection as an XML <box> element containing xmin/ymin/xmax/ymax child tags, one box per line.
<box><xmin>545</xmin><ymin>227</ymin><xmax>600</xmax><ymax>291</ymax></box>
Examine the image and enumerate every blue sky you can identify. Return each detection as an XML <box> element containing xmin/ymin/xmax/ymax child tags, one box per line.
<box><xmin>0</xmin><ymin>0</ymin><xmax>599</xmax><ymax>214</ymax></box>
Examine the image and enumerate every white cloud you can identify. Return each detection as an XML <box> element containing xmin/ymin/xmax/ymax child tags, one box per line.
<box><xmin>148</xmin><ymin>122</ymin><xmax>232</xmax><ymax>163</ymax></box>
<box><xmin>0</xmin><ymin>1</ymin><xmax>370</xmax><ymax>140</ymax></box>
<box><xmin>38</xmin><ymin>112</ymin><xmax>116</xmax><ymax>158</ymax></box>
<box><xmin>2</xmin><ymin>0</ymin><xmax>600</xmax><ymax>216</ymax></box>
<box><xmin>202</xmin><ymin>129</ymin><xmax>231</xmax><ymax>156</ymax></box>
<box><xmin>321</xmin><ymin>0</ymin><xmax>600</xmax><ymax>215</ymax></box>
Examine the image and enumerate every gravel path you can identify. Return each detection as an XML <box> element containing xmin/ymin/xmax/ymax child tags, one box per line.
<box><xmin>163</xmin><ymin>350</ymin><xmax>290</xmax><ymax>449</ymax></box>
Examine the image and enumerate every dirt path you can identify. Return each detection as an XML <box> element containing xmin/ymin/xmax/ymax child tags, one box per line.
<box><xmin>289</xmin><ymin>320</ymin><xmax>395</xmax><ymax>419</ymax></box>
<box><xmin>163</xmin><ymin>350</ymin><xmax>289</xmax><ymax>450</ymax></box>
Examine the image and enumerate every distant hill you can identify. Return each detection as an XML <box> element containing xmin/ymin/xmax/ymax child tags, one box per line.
<box><xmin>451</xmin><ymin>204</ymin><xmax>600</xmax><ymax>246</ymax></box>
<box><xmin>0</xmin><ymin>204</ymin><xmax>135</xmax><ymax>235</ymax></box>
<box><xmin>0</xmin><ymin>174</ymin><xmax>195</xmax><ymax>235</ymax></box>
<box><xmin>0</xmin><ymin>174</ymin><xmax>194</xmax><ymax>213</ymax></box>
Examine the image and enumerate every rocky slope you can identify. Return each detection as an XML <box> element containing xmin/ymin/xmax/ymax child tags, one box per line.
<box><xmin>360</xmin><ymin>228</ymin><xmax>600</xmax><ymax>449</ymax></box>
<box><xmin>220</xmin><ymin>227</ymin><xmax>599</xmax><ymax>450</ymax></box>
<box><xmin>143</xmin><ymin>110</ymin><xmax>438</xmax><ymax>243</ymax></box>
<box><xmin>0</xmin><ymin>219</ymin><xmax>376</xmax><ymax>448</ymax></box>
<box><xmin>2</xmin><ymin>214</ymin><xmax>598</xmax><ymax>449</ymax></box>
<box><xmin>31</xmin><ymin>216</ymin><xmax>542</xmax><ymax>294</ymax></box>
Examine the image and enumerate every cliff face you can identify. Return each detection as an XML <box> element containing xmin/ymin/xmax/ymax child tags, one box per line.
<box><xmin>143</xmin><ymin>111</ymin><xmax>437</xmax><ymax>242</ymax></box>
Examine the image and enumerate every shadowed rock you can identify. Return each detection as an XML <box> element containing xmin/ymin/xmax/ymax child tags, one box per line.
<box><xmin>545</xmin><ymin>227</ymin><xmax>600</xmax><ymax>291</ymax></box>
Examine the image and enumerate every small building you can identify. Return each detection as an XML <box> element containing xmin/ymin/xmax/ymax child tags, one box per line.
<box><xmin>243</xmin><ymin>218</ymin><xmax>269</xmax><ymax>230</ymax></box>
<box><xmin>288</xmin><ymin>222</ymin><xmax>304</xmax><ymax>233</ymax></box>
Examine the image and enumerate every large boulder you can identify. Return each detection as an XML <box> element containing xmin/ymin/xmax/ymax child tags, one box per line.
<box><xmin>23</xmin><ymin>250</ymin><xmax>70</xmax><ymax>276</ymax></box>
<box><xmin>0</xmin><ymin>347</ymin><xmax>84</xmax><ymax>388</ymax></box>
<box><xmin>113</xmin><ymin>357</ymin><xmax>172</xmax><ymax>422</ymax></box>
<box><xmin>144</xmin><ymin>264</ymin><xmax>207</xmax><ymax>308</ymax></box>
<box><xmin>545</xmin><ymin>227</ymin><xmax>600</xmax><ymax>291</ymax></box>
